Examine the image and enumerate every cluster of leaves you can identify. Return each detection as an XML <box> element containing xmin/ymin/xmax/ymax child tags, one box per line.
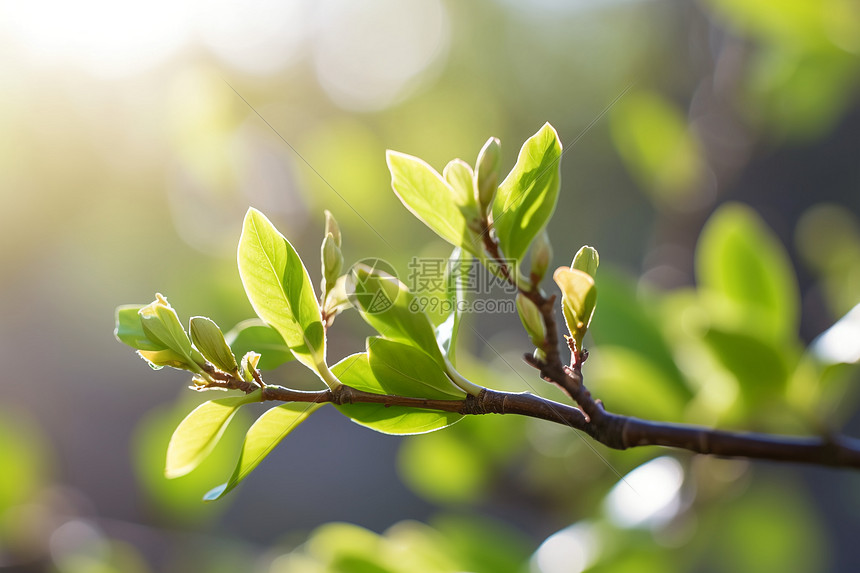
<box><xmin>116</xmin><ymin>124</ymin><xmax>599</xmax><ymax>500</ymax></box>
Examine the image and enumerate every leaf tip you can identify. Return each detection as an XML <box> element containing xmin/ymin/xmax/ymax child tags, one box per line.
<box><xmin>203</xmin><ymin>483</ymin><xmax>228</xmax><ymax>502</ymax></box>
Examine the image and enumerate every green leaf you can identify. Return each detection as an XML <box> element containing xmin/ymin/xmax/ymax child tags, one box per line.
<box><xmin>237</xmin><ymin>208</ymin><xmax>326</xmax><ymax>372</ymax></box>
<box><xmin>386</xmin><ymin>150</ymin><xmax>481</xmax><ymax>257</ymax></box>
<box><xmin>139</xmin><ymin>294</ymin><xmax>196</xmax><ymax>363</ymax></box>
<box><xmin>350</xmin><ymin>263</ymin><xmax>445</xmax><ymax>365</ymax></box>
<box><xmin>435</xmin><ymin>248</ymin><xmax>471</xmax><ymax>365</ymax></box>
<box><xmin>203</xmin><ymin>402</ymin><xmax>321</xmax><ymax>500</ymax></box>
<box><xmin>190</xmin><ymin>316</ymin><xmax>238</xmax><ymax>374</ymax></box>
<box><xmin>443</xmin><ymin>159</ymin><xmax>477</xmax><ymax>208</ymax></box>
<box><xmin>333</xmin><ymin>353</ymin><xmax>462</xmax><ymax>435</ymax></box>
<box><xmin>137</xmin><ymin>348</ymin><xmax>195</xmax><ymax>371</ymax></box>
<box><xmin>115</xmin><ymin>305</ymin><xmax>165</xmax><ymax>351</ymax></box>
<box><xmin>368</xmin><ymin>338</ymin><xmax>465</xmax><ymax>400</ymax></box>
<box><xmin>590</xmin><ymin>269</ymin><xmax>690</xmax><ymax>397</ymax></box>
<box><xmin>589</xmin><ymin>346</ymin><xmax>689</xmax><ymax>422</ymax></box>
<box><xmin>571</xmin><ymin>245</ymin><xmax>599</xmax><ymax>277</ymax></box>
<box><xmin>610</xmin><ymin>90</ymin><xmax>703</xmax><ymax>204</ymax></box>
<box><xmin>165</xmin><ymin>391</ymin><xmax>260</xmax><ymax>479</ymax></box>
<box><xmin>696</xmin><ymin>203</ymin><xmax>799</xmax><ymax>341</ymax></box>
<box><xmin>225</xmin><ymin>319</ymin><xmax>294</xmax><ymax>371</ymax></box>
<box><xmin>492</xmin><ymin>123</ymin><xmax>562</xmax><ymax>263</ymax></box>
<box><xmin>704</xmin><ymin>327</ymin><xmax>793</xmax><ymax>405</ymax></box>
<box><xmin>553</xmin><ymin>267</ymin><xmax>597</xmax><ymax>353</ymax></box>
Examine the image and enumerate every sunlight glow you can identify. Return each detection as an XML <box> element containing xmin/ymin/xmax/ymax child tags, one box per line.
<box><xmin>1</xmin><ymin>0</ymin><xmax>191</xmax><ymax>77</ymax></box>
<box><xmin>531</xmin><ymin>521</ymin><xmax>602</xmax><ymax>573</ymax></box>
<box><xmin>812</xmin><ymin>302</ymin><xmax>860</xmax><ymax>364</ymax></box>
<box><xmin>313</xmin><ymin>0</ymin><xmax>450</xmax><ymax>111</ymax></box>
<box><xmin>604</xmin><ymin>456</ymin><xmax>684</xmax><ymax>529</ymax></box>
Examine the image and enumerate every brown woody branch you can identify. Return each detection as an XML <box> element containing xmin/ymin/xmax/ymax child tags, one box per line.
<box><xmin>208</xmin><ymin>380</ymin><xmax>860</xmax><ymax>469</ymax></box>
<box><xmin>195</xmin><ymin>225</ymin><xmax>860</xmax><ymax>470</ymax></box>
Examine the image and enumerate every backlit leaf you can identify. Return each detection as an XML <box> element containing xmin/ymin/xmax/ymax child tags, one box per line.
<box><xmin>203</xmin><ymin>402</ymin><xmax>321</xmax><ymax>500</ymax></box>
<box><xmin>697</xmin><ymin>203</ymin><xmax>799</xmax><ymax>341</ymax></box>
<box><xmin>333</xmin><ymin>353</ymin><xmax>462</xmax><ymax>435</ymax></box>
<box><xmin>386</xmin><ymin>150</ymin><xmax>481</xmax><ymax>257</ymax></box>
<box><xmin>493</xmin><ymin>123</ymin><xmax>562</xmax><ymax>263</ymax></box>
<box><xmin>225</xmin><ymin>319</ymin><xmax>294</xmax><ymax>371</ymax></box>
<box><xmin>190</xmin><ymin>316</ymin><xmax>238</xmax><ymax>374</ymax></box>
<box><xmin>237</xmin><ymin>208</ymin><xmax>326</xmax><ymax>372</ymax></box>
<box><xmin>165</xmin><ymin>391</ymin><xmax>260</xmax><ymax>479</ymax></box>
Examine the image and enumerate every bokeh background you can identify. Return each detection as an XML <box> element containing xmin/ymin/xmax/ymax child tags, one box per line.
<box><xmin>2</xmin><ymin>0</ymin><xmax>860</xmax><ymax>571</ymax></box>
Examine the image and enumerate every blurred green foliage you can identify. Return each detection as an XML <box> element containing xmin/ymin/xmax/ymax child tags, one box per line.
<box><xmin>3</xmin><ymin>0</ymin><xmax>860</xmax><ymax>571</ymax></box>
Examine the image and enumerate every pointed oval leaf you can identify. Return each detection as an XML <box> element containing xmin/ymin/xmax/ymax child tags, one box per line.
<box><xmin>553</xmin><ymin>267</ymin><xmax>597</xmax><ymax>352</ymax></box>
<box><xmin>115</xmin><ymin>305</ymin><xmax>165</xmax><ymax>351</ymax></box>
<box><xmin>696</xmin><ymin>203</ymin><xmax>799</xmax><ymax>341</ymax></box>
<box><xmin>190</xmin><ymin>316</ymin><xmax>238</xmax><ymax>374</ymax></box>
<box><xmin>350</xmin><ymin>264</ymin><xmax>445</xmax><ymax>365</ymax></box>
<box><xmin>225</xmin><ymin>319</ymin><xmax>294</xmax><ymax>371</ymax></box>
<box><xmin>166</xmin><ymin>391</ymin><xmax>260</xmax><ymax>479</ymax></box>
<box><xmin>492</xmin><ymin>123</ymin><xmax>562</xmax><ymax>263</ymax></box>
<box><xmin>138</xmin><ymin>294</ymin><xmax>194</xmax><ymax>361</ymax></box>
<box><xmin>137</xmin><ymin>348</ymin><xmax>194</xmax><ymax>371</ymax></box>
<box><xmin>237</xmin><ymin>208</ymin><xmax>326</xmax><ymax>372</ymax></box>
<box><xmin>435</xmin><ymin>248</ymin><xmax>472</xmax><ymax>365</ymax></box>
<box><xmin>333</xmin><ymin>353</ymin><xmax>463</xmax><ymax>435</ymax></box>
<box><xmin>443</xmin><ymin>159</ymin><xmax>477</xmax><ymax>207</ymax></box>
<box><xmin>368</xmin><ymin>337</ymin><xmax>465</xmax><ymax>400</ymax></box>
<box><xmin>386</xmin><ymin>151</ymin><xmax>481</xmax><ymax>257</ymax></box>
<box><xmin>203</xmin><ymin>402</ymin><xmax>321</xmax><ymax>501</ymax></box>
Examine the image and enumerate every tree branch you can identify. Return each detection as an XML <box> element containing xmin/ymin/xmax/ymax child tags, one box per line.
<box><xmin>219</xmin><ymin>381</ymin><xmax>860</xmax><ymax>469</ymax></box>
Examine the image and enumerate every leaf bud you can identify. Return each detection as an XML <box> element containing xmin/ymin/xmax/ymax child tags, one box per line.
<box><xmin>516</xmin><ymin>293</ymin><xmax>546</xmax><ymax>347</ymax></box>
<box><xmin>531</xmin><ymin>230</ymin><xmax>552</xmax><ymax>282</ymax></box>
<box><xmin>321</xmin><ymin>232</ymin><xmax>344</xmax><ymax>289</ymax></box>
<box><xmin>475</xmin><ymin>137</ymin><xmax>501</xmax><ymax>215</ymax></box>
<box><xmin>324</xmin><ymin>210</ymin><xmax>342</xmax><ymax>247</ymax></box>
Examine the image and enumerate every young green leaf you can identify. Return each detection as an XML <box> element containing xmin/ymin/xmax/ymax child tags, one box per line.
<box><xmin>225</xmin><ymin>319</ymin><xmax>294</xmax><ymax>371</ymax></box>
<box><xmin>368</xmin><ymin>338</ymin><xmax>466</xmax><ymax>400</ymax></box>
<box><xmin>115</xmin><ymin>305</ymin><xmax>165</xmax><ymax>351</ymax></box>
<box><xmin>137</xmin><ymin>348</ymin><xmax>195</xmax><ymax>371</ymax></box>
<box><xmin>493</xmin><ymin>123</ymin><xmax>562</xmax><ymax>263</ymax></box>
<box><xmin>571</xmin><ymin>245</ymin><xmax>599</xmax><ymax>278</ymax></box>
<box><xmin>190</xmin><ymin>316</ymin><xmax>238</xmax><ymax>374</ymax></box>
<box><xmin>237</xmin><ymin>208</ymin><xmax>326</xmax><ymax>373</ymax></box>
<box><xmin>696</xmin><ymin>203</ymin><xmax>799</xmax><ymax>341</ymax></box>
<box><xmin>165</xmin><ymin>391</ymin><xmax>260</xmax><ymax>479</ymax></box>
<box><xmin>349</xmin><ymin>263</ymin><xmax>445</xmax><ymax>365</ymax></box>
<box><xmin>203</xmin><ymin>402</ymin><xmax>321</xmax><ymax>501</ymax></box>
<box><xmin>435</xmin><ymin>248</ymin><xmax>471</xmax><ymax>365</ymax></box>
<box><xmin>386</xmin><ymin>151</ymin><xmax>481</xmax><ymax>257</ymax></box>
<box><xmin>443</xmin><ymin>159</ymin><xmax>478</xmax><ymax>209</ymax></box>
<box><xmin>138</xmin><ymin>294</ymin><xmax>199</xmax><ymax>366</ymax></box>
<box><xmin>553</xmin><ymin>267</ymin><xmax>597</xmax><ymax>354</ymax></box>
<box><xmin>333</xmin><ymin>353</ymin><xmax>463</xmax><ymax>435</ymax></box>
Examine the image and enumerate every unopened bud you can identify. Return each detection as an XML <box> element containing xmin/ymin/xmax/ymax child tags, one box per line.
<box><xmin>571</xmin><ymin>245</ymin><xmax>599</xmax><ymax>278</ymax></box>
<box><xmin>322</xmin><ymin>233</ymin><xmax>343</xmax><ymax>288</ymax></box>
<box><xmin>516</xmin><ymin>293</ymin><xmax>546</xmax><ymax>347</ymax></box>
<box><xmin>324</xmin><ymin>210</ymin><xmax>342</xmax><ymax>247</ymax></box>
<box><xmin>240</xmin><ymin>351</ymin><xmax>261</xmax><ymax>383</ymax></box>
<box><xmin>475</xmin><ymin>137</ymin><xmax>501</xmax><ymax>215</ymax></box>
<box><xmin>531</xmin><ymin>230</ymin><xmax>552</xmax><ymax>282</ymax></box>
